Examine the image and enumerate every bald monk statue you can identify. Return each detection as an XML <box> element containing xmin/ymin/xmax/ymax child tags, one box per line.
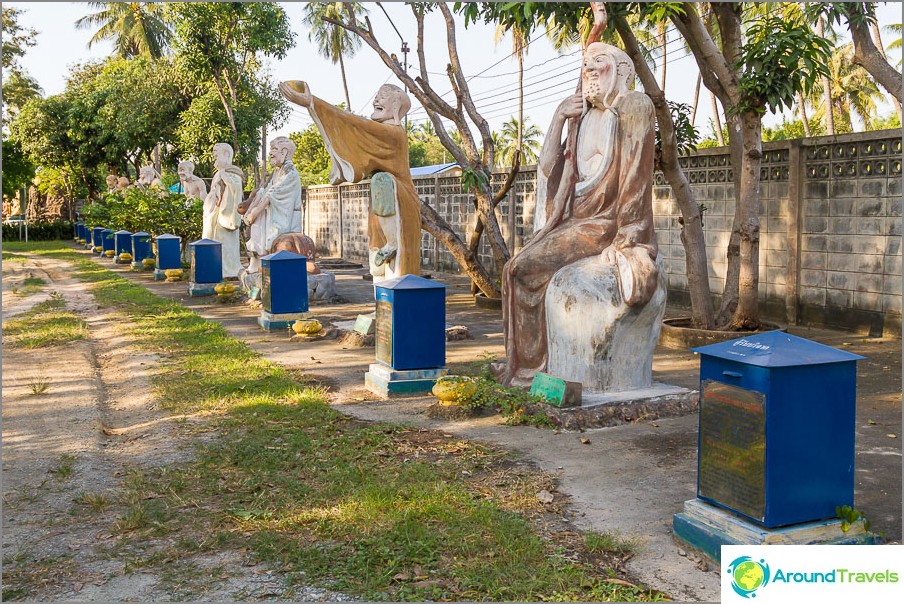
<box><xmin>498</xmin><ymin>42</ymin><xmax>666</xmax><ymax>391</ymax></box>
<box><xmin>278</xmin><ymin>80</ymin><xmax>420</xmax><ymax>281</ymax></box>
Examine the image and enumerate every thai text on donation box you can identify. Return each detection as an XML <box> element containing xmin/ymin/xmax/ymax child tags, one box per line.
<box><xmin>374</xmin><ymin>275</ymin><xmax>446</xmax><ymax>371</ymax></box>
<box><xmin>692</xmin><ymin>331</ymin><xmax>864</xmax><ymax>529</ymax></box>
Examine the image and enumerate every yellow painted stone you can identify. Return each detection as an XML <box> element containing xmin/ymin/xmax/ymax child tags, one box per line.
<box><xmin>164</xmin><ymin>268</ymin><xmax>183</xmax><ymax>280</ymax></box>
<box><xmin>142</xmin><ymin>257</ymin><xmax>156</xmax><ymax>268</ymax></box>
<box><xmin>214</xmin><ymin>282</ymin><xmax>237</xmax><ymax>296</ymax></box>
<box><xmin>104</xmin><ymin>250</ymin><xmax>116</xmax><ymax>257</ymax></box>
<box><xmin>119</xmin><ymin>252</ymin><xmax>133</xmax><ymax>262</ymax></box>
<box><xmin>432</xmin><ymin>377</ymin><xmax>477</xmax><ymax>405</ymax></box>
<box><xmin>292</xmin><ymin>319</ymin><xmax>322</xmax><ymax>335</ymax></box>
<box><xmin>93</xmin><ymin>246</ymin><xmax>103</xmax><ymax>253</ymax></box>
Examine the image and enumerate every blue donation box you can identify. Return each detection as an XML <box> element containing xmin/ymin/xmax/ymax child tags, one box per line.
<box><xmin>113</xmin><ymin>230</ymin><xmax>132</xmax><ymax>263</ymax></box>
<box><xmin>364</xmin><ymin>275</ymin><xmax>447</xmax><ymax>397</ymax></box>
<box><xmin>74</xmin><ymin>221</ymin><xmax>82</xmax><ymax>240</ymax></box>
<box><xmin>131</xmin><ymin>232</ymin><xmax>152</xmax><ymax>269</ymax></box>
<box><xmin>189</xmin><ymin>238</ymin><xmax>222</xmax><ymax>296</ymax></box>
<box><xmin>101</xmin><ymin>229</ymin><xmax>115</xmax><ymax>255</ymax></box>
<box><xmin>673</xmin><ymin>331</ymin><xmax>874</xmax><ymax>562</ymax></box>
<box><xmin>154</xmin><ymin>233</ymin><xmax>182</xmax><ymax>280</ymax></box>
<box><xmin>92</xmin><ymin>227</ymin><xmax>105</xmax><ymax>252</ymax></box>
<box><xmin>258</xmin><ymin>250</ymin><xmax>309</xmax><ymax>331</ymax></box>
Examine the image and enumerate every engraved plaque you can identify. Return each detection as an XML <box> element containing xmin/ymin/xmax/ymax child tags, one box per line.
<box><xmin>375</xmin><ymin>299</ymin><xmax>393</xmax><ymax>365</ymax></box>
<box><xmin>261</xmin><ymin>266</ymin><xmax>272</xmax><ymax>312</ymax></box>
<box><xmin>370</xmin><ymin>172</ymin><xmax>397</xmax><ymax>217</ymax></box>
<box><xmin>698</xmin><ymin>380</ymin><xmax>766</xmax><ymax>521</ymax></box>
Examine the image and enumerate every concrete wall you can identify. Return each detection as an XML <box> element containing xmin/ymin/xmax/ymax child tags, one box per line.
<box><xmin>302</xmin><ymin>129</ymin><xmax>902</xmax><ymax>335</ymax></box>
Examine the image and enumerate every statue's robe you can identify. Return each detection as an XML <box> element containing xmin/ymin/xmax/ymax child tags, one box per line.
<box><xmin>246</xmin><ymin>161</ymin><xmax>302</xmax><ymax>259</ymax></box>
<box><xmin>307</xmin><ymin>97</ymin><xmax>421</xmax><ymax>277</ymax></box>
<box><xmin>502</xmin><ymin>90</ymin><xmax>659</xmax><ymax>382</ymax></box>
<box><xmin>203</xmin><ymin>165</ymin><xmax>244</xmax><ymax>279</ymax></box>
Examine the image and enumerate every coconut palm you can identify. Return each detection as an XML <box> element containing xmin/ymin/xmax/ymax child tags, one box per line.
<box><xmin>302</xmin><ymin>3</ymin><xmax>368</xmax><ymax>112</ymax></box>
<box><xmin>496</xmin><ymin>116</ymin><xmax>543</xmax><ymax>167</ymax></box>
<box><xmin>885</xmin><ymin>23</ymin><xmax>901</xmax><ymax>67</ymax></box>
<box><xmin>809</xmin><ymin>43</ymin><xmax>884</xmax><ymax>132</ymax></box>
<box><xmin>75</xmin><ymin>2</ymin><xmax>171</xmax><ymax>59</ymax></box>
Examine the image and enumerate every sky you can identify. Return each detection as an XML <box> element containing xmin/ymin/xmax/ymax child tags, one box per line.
<box><xmin>6</xmin><ymin>1</ymin><xmax>902</xmax><ymax>156</ymax></box>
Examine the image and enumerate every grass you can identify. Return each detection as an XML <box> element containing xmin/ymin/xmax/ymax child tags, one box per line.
<box><xmin>49</xmin><ymin>454</ymin><xmax>76</xmax><ymax>480</ymax></box>
<box><xmin>72</xmin><ymin>491</ymin><xmax>112</xmax><ymax>512</ymax></box>
<box><xmin>4</xmin><ymin>241</ymin><xmax>666</xmax><ymax>602</ymax></box>
<box><xmin>1</xmin><ymin>294</ymin><xmax>89</xmax><ymax>349</ymax></box>
<box><xmin>28</xmin><ymin>376</ymin><xmax>51</xmax><ymax>395</ymax></box>
<box><xmin>13</xmin><ymin>275</ymin><xmax>47</xmax><ymax>296</ymax></box>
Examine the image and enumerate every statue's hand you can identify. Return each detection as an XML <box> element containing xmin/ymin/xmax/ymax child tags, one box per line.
<box><xmin>243</xmin><ymin>211</ymin><xmax>256</xmax><ymax>226</ymax></box>
<box><xmin>558</xmin><ymin>93</ymin><xmax>584</xmax><ymax>119</ymax></box>
<box><xmin>601</xmin><ymin>244</ymin><xmax>618</xmax><ymax>266</ymax></box>
<box><xmin>279</xmin><ymin>81</ymin><xmax>312</xmax><ymax>108</ymax></box>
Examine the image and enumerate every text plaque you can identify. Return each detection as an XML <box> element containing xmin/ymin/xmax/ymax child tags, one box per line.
<box><xmin>698</xmin><ymin>379</ymin><xmax>766</xmax><ymax>521</ymax></box>
<box><xmin>261</xmin><ymin>266</ymin><xmax>272</xmax><ymax>311</ymax></box>
<box><xmin>375</xmin><ymin>299</ymin><xmax>393</xmax><ymax>365</ymax></box>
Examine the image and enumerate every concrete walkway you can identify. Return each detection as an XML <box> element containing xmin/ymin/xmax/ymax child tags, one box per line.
<box><xmin>84</xmin><ymin>248</ymin><xmax>901</xmax><ymax>603</ymax></box>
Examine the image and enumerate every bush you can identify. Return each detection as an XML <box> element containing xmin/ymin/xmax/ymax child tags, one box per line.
<box><xmin>2</xmin><ymin>219</ymin><xmax>74</xmax><ymax>241</ymax></box>
<box><xmin>81</xmin><ymin>187</ymin><xmax>202</xmax><ymax>249</ymax></box>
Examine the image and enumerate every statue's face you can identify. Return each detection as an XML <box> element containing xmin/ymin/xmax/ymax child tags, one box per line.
<box><xmin>268</xmin><ymin>144</ymin><xmax>287</xmax><ymax>168</ymax></box>
<box><xmin>106</xmin><ymin>175</ymin><xmax>117</xmax><ymax>187</ymax></box>
<box><xmin>371</xmin><ymin>87</ymin><xmax>399</xmax><ymax>124</ymax></box>
<box><xmin>213</xmin><ymin>146</ymin><xmax>230</xmax><ymax>169</ymax></box>
<box><xmin>117</xmin><ymin>177</ymin><xmax>130</xmax><ymax>189</ymax></box>
<box><xmin>582</xmin><ymin>47</ymin><xmax>616</xmax><ymax>108</ymax></box>
<box><xmin>177</xmin><ymin>164</ymin><xmax>190</xmax><ymax>180</ymax></box>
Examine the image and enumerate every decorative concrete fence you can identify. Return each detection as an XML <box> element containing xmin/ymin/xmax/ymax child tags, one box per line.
<box><xmin>301</xmin><ymin>129</ymin><xmax>902</xmax><ymax>336</ymax></box>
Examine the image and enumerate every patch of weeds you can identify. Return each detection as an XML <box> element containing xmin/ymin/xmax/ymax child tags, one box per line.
<box><xmin>455</xmin><ymin>355</ymin><xmax>554</xmax><ymax>428</ymax></box>
<box><xmin>28</xmin><ymin>376</ymin><xmax>51</xmax><ymax>395</ymax></box>
<box><xmin>13</xmin><ymin>275</ymin><xmax>47</xmax><ymax>296</ymax></box>
<box><xmin>2</xmin><ymin>251</ymin><xmax>28</xmax><ymax>263</ymax></box>
<box><xmin>49</xmin><ymin>453</ymin><xmax>76</xmax><ymax>480</ymax></box>
<box><xmin>585</xmin><ymin>530</ymin><xmax>638</xmax><ymax>556</ymax></box>
<box><xmin>73</xmin><ymin>490</ymin><xmax>112</xmax><ymax>512</ymax></box>
<box><xmin>2</xmin><ymin>294</ymin><xmax>88</xmax><ymax>348</ymax></box>
<box><xmin>0</xmin><ymin>553</ymin><xmax>78</xmax><ymax>600</ymax></box>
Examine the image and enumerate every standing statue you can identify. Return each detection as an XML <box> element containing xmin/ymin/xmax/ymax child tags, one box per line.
<box><xmin>178</xmin><ymin>160</ymin><xmax>208</xmax><ymax>201</ymax></box>
<box><xmin>498</xmin><ymin>42</ymin><xmax>665</xmax><ymax>390</ymax></box>
<box><xmin>278</xmin><ymin>80</ymin><xmax>420</xmax><ymax>280</ymax></box>
<box><xmin>137</xmin><ymin>165</ymin><xmax>162</xmax><ymax>188</ymax></box>
<box><xmin>242</xmin><ymin>136</ymin><xmax>302</xmax><ymax>274</ymax></box>
<box><xmin>203</xmin><ymin>142</ymin><xmax>244</xmax><ymax>279</ymax></box>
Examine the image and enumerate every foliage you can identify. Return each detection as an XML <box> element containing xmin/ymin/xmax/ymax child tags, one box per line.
<box><xmin>872</xmin><ymin>111</ymin><xmax>901</xmax><ymax>130</ymax></box>
<box><xmin>408</xmin><ymin>121</ymin><xmax>454</xmax><ymax>167</ymax></box>
<box><xmin>655</xmin><ymin>101</ymin><xmax>699</xmax><ymax>163</ymax></box>
<box><xmin>169</xmin><ymin>2</ymin><xmax>295</xmax><ymax>155</ymax></box>
<box><xmin>1</xmin><ymin>139</ymin><xmax>35</xmax><ymax>201</ymax></box>
<box><xmin>288</xmin><ymin>126</ymin><xmax>332</xmax><ymax>186</ymax></box>
<box><xmin>762</xmin><ymin>116</ymin><xmax>826</xmax><ymax>141</ymax></box>
<box><xmin>80</xmin><ymin>187</ymin><xmax>202</xmax><ymax>246</ymax></box>
<box><xmin>808</xmin><ymin>43</ymin><xmax>884</xmax><ymax>132</ymax></box>
<box><xmin>736</xmin><ymin>15</ymin><xmax>832</xmax><ymax>115</ymax></box>
<box><xmin>1</xmin><ymin>6</ymin><xmax>37</xmax><ymax>70</ymax></box>
<box><xmin>1</xmin><ymin>219</ymin><xmax>74</xmax><ymax>242</ymax></box>
<box><xmin>496</xmin><ymin>116</ymin><xmax>544</xmax><ymax>167</ymax></box>
<box><xmin>457</xmin><ymin>355</ymin><xmax>555</xmax><ymax>428</ymax></box>
<box><xmin>302</xmin><ymin>3</ymin><xmax>368</xmax><ymax>109</ymax></box>
<box><xmin>2</xmin><ymin>69</ymin><xmax>43</xmax><ymax>126</ymax></box>
<box><xmin>75</xmin><ymin>2</ymin><xmax>173</xmax><ymax>59</ymax></box>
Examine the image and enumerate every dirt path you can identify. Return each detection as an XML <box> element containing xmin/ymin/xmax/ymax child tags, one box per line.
<box><xmin>1</xmin><ymin>254</ymin><xmax>346</xmax><ymax>601</ymax></box>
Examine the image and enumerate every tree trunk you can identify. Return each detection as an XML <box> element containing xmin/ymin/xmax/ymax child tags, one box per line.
<box><xmin>614</xmin><ymin>15</ymin><xmax>714</xmax><ymax>328</ymax></box>
<box><xmin>153</xmin><ymin>144</ymin><xmax>161</xmax><ymax>177</ymax></box>
<box><xmin>711</xmin><ymin>92</ymin><xmax>725</xmax><ymax>145</ymax></box>
<box><xmin>718</xmin><ymin>112</ymin><xmax>744</xmax><ymax>326</ymax></box>
<box><xmin>261</xmin><ymin>125</ymin><xmax>267</xmax><ymax>184</ymax></box>
<box><xmin>797</xmin><ymin>91</ymin><xmax>811</xmax><ymax>137</ymax></box>
<box><xmin>659</xmin><ymin>23</ymin><xmax>668</xmax><ymax>91</ymax></box>
<box><xmin>869</xmin><ymin>20</ymin><xmax>903</xmax><ymax>120</ymax></box>
<box><xmin>339</xmin><ymin>52</ymin><xmax>352</xmax><ymax>111</ymax></box>
<box><xmin>691</xmin><ymin>72</ymin><xmax>702</xmax><ymax>125</ymax></box>
<box><xmin>847</xmin><ymin>10</ymin><xmax>903</xmax><ymax>105</ymax></box>
<box><xmin>816</xmin><ymin>18</ymin><xmax>836</xmax><ymax>135</ymax></box>
<box><xmin>730</xmin><ymin>110</ymin><xmax>764</xmax><ymax>330</ymax></box>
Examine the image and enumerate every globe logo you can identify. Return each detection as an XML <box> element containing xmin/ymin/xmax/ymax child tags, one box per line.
<box><xmin>727</xmin><ymin>556</ymin><xmax>771</xmax><ymax>598</ymax></box>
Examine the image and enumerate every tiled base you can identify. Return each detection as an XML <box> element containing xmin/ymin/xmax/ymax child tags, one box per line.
<box><xmin>258</xmin><ymin>310</ymin><xmax>311</xmax><ymax>331</ymax></box>
<box><xmin>364</xmin><ymin>363</ymin><xmax>447</xmax><ymax>397</ymax></box>
<box><xmin>188</xmin><ymin>282</ymin><xmax>216</xmax><ymax>297</ymax></box>
<box><xmin>153</xmin><ymin>269</ymin><xmax>168</xmax><ymax>280</ymax></box>
<box><xmin>673</xmin><ymin>498</ymin><xmax>880</xmax><ymax>564</ymax></box>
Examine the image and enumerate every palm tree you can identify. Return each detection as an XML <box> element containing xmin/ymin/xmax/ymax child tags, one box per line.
<box><xmin>885</xmin><ymin>23</ymin><xmax>901</xmax><ymax>67</ymax></box>
<box><xmin>302</xmin><ymin>3</ymin><xmax>368</xmax><ymax>112</ymax></box>
<box><xmin>496</xmin><ymin>117</ymin><xmax>543</xmax><ymax>167</ymax></box>
<box><xmin>809</xmin><ymin>43</ymin><xmax>884</xmax><ymax>132</ymax></box>
<box><xmin>75</xmin><ymin>2</ymin><xmax>171</xmax><ymax>59</ymax></box>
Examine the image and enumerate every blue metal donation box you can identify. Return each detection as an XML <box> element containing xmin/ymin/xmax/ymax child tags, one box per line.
<box><xmin>258</xmin><ymin>250</ymin><xmax>309</xmax><ymax>331</ymax></box>
<box><xmin>101</xmin><ymin>228</ymin><xmax>115</xmax><ymax>256</ymax></box>
<box><xmin>74</xmin><ymin>221</ymin><xmax>82</xmax><ymax>241</ymax></box>
<box><xmin>82</xmin><ymin>224</ymin><xmax>93</xmax><ymax>249</ymax></box>
<box><xmin>154</xmin><ymin>233</ymin><xmax>182</xmax><ymax>280</ymax></box>
<box><xmin>364</xmin><ymin>275</ymin><xmax>447</xmax><ymax>397</ymax></box>
<box><xmin>131</xmin><ymin>232</ymin><xmax>152</xmax><ymax>269</ymax></box>
<box><xmin>113</xmin><ymin>230</ymin><xmax>132</xmax><ymax>263</ymax></box>
<box><xmin>92</xmin><ymin>227</ymin><xmax>105</xmax><ymax>252</ymax></box>
<box><xmin>188</xmin><ymin>238</ymin><xmax>222</xmax><ymax>296</ymax></box>
<box><xmin>673</xmin><ymin>331</ymin><xmax>875</xmax><ymax>562</ymax></box>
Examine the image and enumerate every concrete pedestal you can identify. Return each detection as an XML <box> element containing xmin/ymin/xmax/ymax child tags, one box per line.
<box><xmin>188</xmin><ymin>282</ymin><xmax>216</xmax><ymax>297</ymax></box>
<box><xmin>258</xmin><ymin>310</ymin><xmax>310</xmax><ymax>331</ymax></box>
<box><xmin>153</xmin><ymin>269</ymin><xmax>168</xmax><ymax>281</ymax></box>
<box><xmin>364</xmin><ymin>363</ymin><xmax>447</xmax><ymax>397</ymax></box>
<box><xmin>672</xmin><ymin>498</ymin><xmax>879</xmax><ymax>564</ymax></box>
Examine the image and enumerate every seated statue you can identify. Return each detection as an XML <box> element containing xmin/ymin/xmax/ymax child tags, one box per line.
<box><xmin>499</xmin><ymin>42</ymin><xmax>666</xmax><ymax>390</ymax></box>
<box><xmin>137</xmin><ymin>164</ymin><xmax>162</xmax><ymax>188</ymax></box>
<box><xmin>278</xmin><ymin>80</ymin><xmax>420</xmax><ymax>281</ymax></box>
<box><xmin>178</xmin><ymin>160</ymin><xmax>208</xmax><ymax>201</ymax></box>
<box><xmin>242</xmin><ymin>136</ymin><xmax>302</xmax><ymax>274</ymax></box>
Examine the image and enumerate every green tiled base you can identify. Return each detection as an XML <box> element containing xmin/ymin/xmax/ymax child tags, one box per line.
<box><xmin>364</xmin><ymin>371</ymin><xmax>439</xmax><ymax>398</ymax></box>
<box><xmin>258</xmin><ymin>311</ymin><xmax>310</xmax><ymax>332</ymax></box>
<box><xmin>188</xmin><ymin>282</ymin><xmax>216</xmax><ymax>296</ymax></box>
<box><xmin>673</xmin><ymin>498</ymin><xmax>880</xmax><ymax>564</ymax></box>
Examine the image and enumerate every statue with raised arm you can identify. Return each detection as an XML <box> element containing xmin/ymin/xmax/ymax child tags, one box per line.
<box><xmin>498</xmin><ymin>42</ymin><xmax>665</xmax><ymax>391</ymax></box>
<box><xmin>242</xmin><ymin>136</ymin><xmax>302</xmax><ymax>274</ymax></box>
<box><xmin>278</xmin><ymin>80</ymin><xmax>420</xmax><ymax>280</ymax></box>
<box><xmin>202</xmin><ymin>142</ymin><xmax>244</xmax><ymax>279</ymax></box>
<box><xmin>178</xmin><ymin>160</ymin><xmax>208</xmax><ymax>201</ymax></box>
